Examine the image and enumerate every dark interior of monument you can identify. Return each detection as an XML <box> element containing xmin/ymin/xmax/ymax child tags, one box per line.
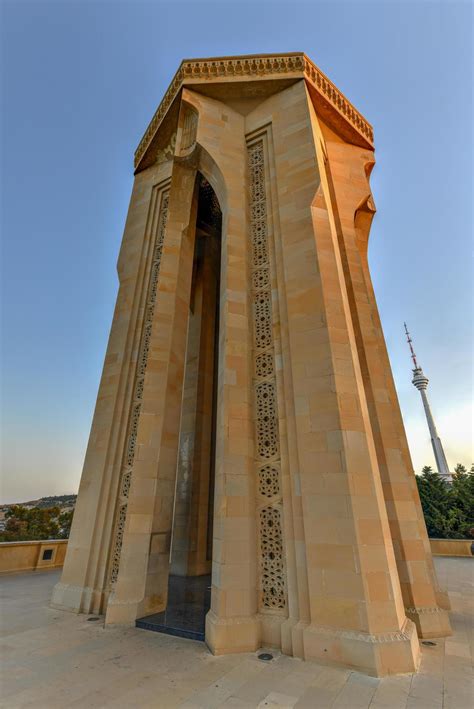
<box><xmin>136</xmin><ymin>175</ymin><xmax>222</xmax><ymax>641</ymax></box>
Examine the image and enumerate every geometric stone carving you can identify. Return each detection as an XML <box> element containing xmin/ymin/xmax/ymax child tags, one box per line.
<box><xmin>120</xmin><ymin>470</ymin><xmax>132</xmax><ymax>499</ymax></box>
<box><xmin>252</xmin><ymin>266</ymin><xmax>270</xmax><ymax>292</ymax></box>
<box><xmin>260</xmin><ymin>505</ymin><xmax>286</xmax><ymax>610</ymax></box>
<box><xmin>255</xmin><ymin>351</ymin><xmax>274</xmax><ymax>378</ymax></box>
<box><xmin>125</xmin><ymin>403</ymin><xmax>141</xmax><ymax>467</ymax></box>
<box><xmin>253</xmin><ymin>291</ymin><xmax>273</xmax><ymax>350</ymax></box>
<box><xmin>255</xmin><ymin>381</ymin><xmax>279</xmax><ymax>460</ymax></box>
<box><xmin>110</xmin><ymin>504</ymin><xmax>127</xmax><ymax>585</ymax></box>
<box><xmin>137</xmin><ymin>323</ymin><xmax>152</xmax><ymax>377</ymax></box>
<box><xmin>258</xmin><ymin>464</ymin><xmax>280</xmax><ymax>498</ymax></box>
<box><xmin>248</xmin><ymin>139</ymin><xmax>286</xmax><ymax>612</ymax></box>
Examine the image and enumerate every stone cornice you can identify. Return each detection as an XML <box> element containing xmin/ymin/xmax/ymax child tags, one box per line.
<box><xmin>134</xmin><ymin>52</ymin><xmax>374</xmax><ymax>170</ymax></box>
<box><xmin>302</xmin><ymin>55</ymin><xmax>374</xmax><ymax>146</ymax></box>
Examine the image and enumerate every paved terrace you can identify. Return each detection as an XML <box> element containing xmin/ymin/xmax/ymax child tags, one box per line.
<box><xmin>1</xmin><ymin>557</ymin><xmax>472</xmax><ymax>708</ymax></box>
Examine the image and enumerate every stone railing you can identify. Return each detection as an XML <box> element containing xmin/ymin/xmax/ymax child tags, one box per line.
<box><xmin>0</xmin><ymin>539</ymin><xmax>68</xmax><ymax>574</ymax></box>
<box><xmin>430</xmin><ymin>538</ymin><xmax>473</xmax><ymax>557</ymax></box>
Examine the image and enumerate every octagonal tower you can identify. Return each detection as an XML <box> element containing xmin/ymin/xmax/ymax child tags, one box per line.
<box><xmin>52</xmin><ymin>53</ymin><xmax>451</xmax><ymax>676</ymax></box>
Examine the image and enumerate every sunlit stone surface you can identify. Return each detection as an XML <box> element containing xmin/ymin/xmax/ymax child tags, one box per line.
<box><xmin>2</xmin><ymin>558</ymin><xmax>471</xmax><ymax>707</ymax></box>
<box><xmin>50</xmin><ymin>53</ymin><xmax>451</xmax><ymax>674</ymax></box>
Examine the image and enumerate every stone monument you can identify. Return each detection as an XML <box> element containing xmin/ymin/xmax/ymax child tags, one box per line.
<box><xmin>52</xmin><ymin>53</ymin><xmax>451</xmax><ymax>676</ymax></box>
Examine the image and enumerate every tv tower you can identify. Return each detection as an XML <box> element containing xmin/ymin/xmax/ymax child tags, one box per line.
<box><xmin>404</xmin><ymin>323</ymin><xmax>451</xmax><ymax>479</ymax></box>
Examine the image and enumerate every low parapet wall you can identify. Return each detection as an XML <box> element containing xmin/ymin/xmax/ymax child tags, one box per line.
<box><xmin>430</xmin><ymin>538</ymin><xmax>473</xmax><ymax>557</ymax></box>
<box><xmin>0</xmin><ymin>538</ymin><xmax>471</xmax><ymax>574</ymax></box>
<box><xmin>0</xmin><ymin>540</ymin><xmax>68</xmax><ymax>574</ymax></box>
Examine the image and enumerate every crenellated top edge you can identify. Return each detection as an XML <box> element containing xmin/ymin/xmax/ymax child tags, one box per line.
<box><xmin>134</xmin><ymin>52</ymin><xmax>374</xmax><ymax>170</ymax></box>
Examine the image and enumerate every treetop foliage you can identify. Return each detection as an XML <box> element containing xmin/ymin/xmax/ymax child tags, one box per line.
<box><xmin>416</xmin><ymin>464</ymin><xmax>474</xmax><ymax>539</ymax></box>
<box><xmin>0</xmin><ymin>506</ymin><xmax>74</xmax><ymax>542</ymax></box>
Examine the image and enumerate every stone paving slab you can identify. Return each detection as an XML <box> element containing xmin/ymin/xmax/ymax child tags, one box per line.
<box><xmin>0</xmin><ymin>557</ymin><xmax>472</xmax><ymax>708</ymax></box>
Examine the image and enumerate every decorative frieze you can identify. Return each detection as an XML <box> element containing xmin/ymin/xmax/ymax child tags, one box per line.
<box><xmin>109</xmin><ymin>190</ymin><xmax>170</xmax><ymax>586</ymax></box>
<box><xmin>135</xmin><ymin>54</ymin><xmax>374</xmax><ymax>169</ymax></box>
<box><xmin>248</xmin><ymin>139</ymin><xmax>286</xmax><ymax>612</ymax></box>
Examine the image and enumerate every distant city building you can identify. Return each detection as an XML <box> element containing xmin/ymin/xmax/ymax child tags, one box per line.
<box><xmin>404</xmin><ymin>323</ymin><xmax>452</xmax><ymax>480</ymax></box>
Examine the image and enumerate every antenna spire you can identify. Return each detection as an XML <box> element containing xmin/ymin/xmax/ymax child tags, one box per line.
<box><xmin>404</xmin><ymin>322</ymin><xmax>418</xmax><ymax>369</ymax></box>
<box><xmin>404</xmin><ymin>323</ymin><xmax>451</xmax><ymax>478</ymax></box>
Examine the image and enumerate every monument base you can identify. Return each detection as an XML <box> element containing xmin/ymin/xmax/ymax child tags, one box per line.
<box><xmin>50</xmin><ymin>581</ymin><xmax>105</xmax><ymax>616</ymax></box>
<box><xmin>205</xmin><ymin>610</ymin><xmax>261</xmax><ymax>654</ymax></box>
<box><xmin>405</xmin><ymin>606</ymin><xmax>452</xmax><ymax>638</ymax></box>
<box><xmin>436</xmin><ymin>589</ymin><xmax>451</xmax><ymax>611</ymax></box>
<box><xmin>302</xmin><ymin>619</ymin><xmax>420</xmax><ymax>677</ymax></box>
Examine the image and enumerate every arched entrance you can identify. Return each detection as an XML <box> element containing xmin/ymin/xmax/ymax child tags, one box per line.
<box><xmin>136</xmin><ymin>173</ymin><xmax>222</xmax><ymax>640</ymax></box>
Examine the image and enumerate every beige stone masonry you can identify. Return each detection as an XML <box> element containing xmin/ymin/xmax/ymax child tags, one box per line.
<box><xmin>52</xmin><ymin>53</ymin><xmax>450</xmax><ymax>676</ymax></box>
<box><xmin>313</xmin><ymin>115</ymin><xmax>451</xmax><ymax>638</ymax></box>
<box><xmin>51</xmin><ymin>160</ymin><xmax>173</xmax><ymax>615</ymax></box>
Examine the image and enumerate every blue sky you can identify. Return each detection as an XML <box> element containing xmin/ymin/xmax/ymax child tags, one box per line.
<box><xmin>1</xmin><ymin>0</ymin><xmax>472</xmax><ymax>503</ymax></box>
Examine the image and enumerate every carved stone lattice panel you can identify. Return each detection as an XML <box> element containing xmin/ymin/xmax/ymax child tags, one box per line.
<box><xmin>248</xmin><ymin>139</ymin><xmax>286</xmax><ymax>612</ymax></box>
<box><xmin>125</xmin><ymin>403</ymin><xmax>141</xmax><ymax>466</ymax></box>
<box><xmin>109</xmin><ymin>189</ymin><xmax>169</xmax><ymax>586</ymax></box>
<box><xmin>110</xmin><ymin>504</ymin><xmax>127</xmax><ymax>585</ymax></box>
<box><xmin>255</xmin><ymin>381</ymin><xmax>279</xmax><ymax>460</ymax></box>
<box><xmin>253</xmin><ymin>291</ymin><xmax>273</xmax><ymax>350</ymax></box>
<box><xmin>255</xmin><ymin>352</ymin><xmax>274</xmax><ymax>379</ymax></box>
<box><xmin>260</xmin><ymin>506</ymin><xmax>286</xmax><ymax>609</ymax></box>
<box><xmin>138</xmin><ymin>323</ymin><xmax>152</xmax><ymax>377</ymax></box>
<box><xmin>252</xmin><ymin>267</ymin><xmax>270</xmax><ymax>292</ymax></box>
<box><xmin>252</xmin><ymin>229</ymin><xmax>269</xmax><ymax>269</ymax></box>
<box><xmin>120</xmin><ymin>470</ymin><xmax>132</xmax><ymax>499</ymax></box>
<box><xmin>251</xmin><ymin>200</ymin><xmax>267</xmax><ymax>222</ymax></box>
<box><xmin>134</xmin><ymin>377</ymin><xmax>144</xmax><ymax>401</ymax></box>
<box><xmin>258</xmin><ymin>464</ymin><xmax>280</xmax><ymax>499</ymax></box>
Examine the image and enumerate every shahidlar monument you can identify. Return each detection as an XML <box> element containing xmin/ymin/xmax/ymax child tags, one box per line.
<box><xmin>51</xmin><ymin>53</ymin><xmax>451</xmax><ymax>676</ymax></box>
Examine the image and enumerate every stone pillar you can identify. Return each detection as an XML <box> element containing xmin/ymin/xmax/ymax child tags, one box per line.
<box><xmin>316</xmin><ymin>117</ymin><xmax>451</xmax><ymax>638</ymax></box>
<box><xmin>51</xmin><ymin>160</ymin><xmax>173</xmax><ymax>615</ymax></box>
<box><xmin>105</xmin><ymin>160</ymin><xmax>198</xmax><ymax>623</ymax></box>
<box><xmin>177</xmin><ymin>90</ymin><xmax>262</xmax><ymax>654</ymax></box>
<box><xmin>253</xmin><ymin>81</ymin><xmax>420</xmax><ymax>674</ymax></box>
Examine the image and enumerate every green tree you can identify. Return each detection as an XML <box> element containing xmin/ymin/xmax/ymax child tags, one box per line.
<box><xmin>0</xmin><ymin>506</ymin><xmax>61</xmax><ymax>542</ymax></box>
<box><xmin>416</xmin><ymin>469</ymin><xmax>452</xmax><ymax>537</ymax></box>
<box><xmin>416</xmin><ymin>466</ymin><xmax>474</xmax><ymax>539</ymax></box>
<box><xmin>451</xmin><ymin>468</ymin><xmax>474</xmax><ymax>538</ymax></box>
<box><xmin>58</xmin><ymin>510</ymin><xmax>74</xmax><ymax>539</ymax></box>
